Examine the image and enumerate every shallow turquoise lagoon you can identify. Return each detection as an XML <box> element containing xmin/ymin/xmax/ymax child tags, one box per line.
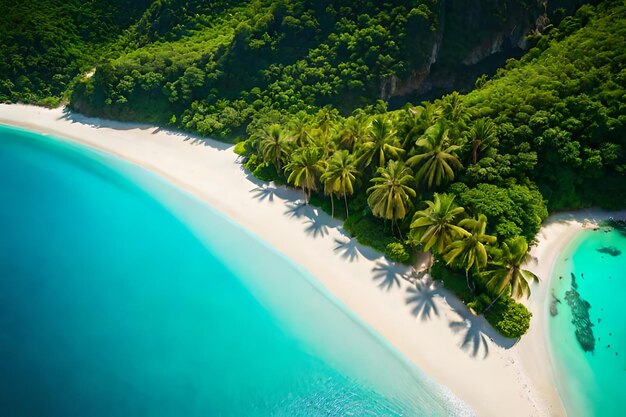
<box><xmin>549</xmin><ymin>227</ymin><xmax>626</xmax><ymax>417</ymax></box>
<box><xmin>0</xmin><ymin>125</ymin><xmax>469</xmax><ymax>416</ymax></box>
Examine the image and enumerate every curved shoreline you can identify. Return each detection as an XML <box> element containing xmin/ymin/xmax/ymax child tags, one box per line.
<box><xmin>0</xmin><ymin>103</ymin><xmax>604</xmax><ymax>416</ymax></box>
<box><xmin>521</xmin><ymin>212</ymin><xmax>626</xmax><ymax>417</ymax></box>
<box><xmin>541</xmin><ymin>220</ymin><xmax>626</xmax><ymax>417</ymax></box>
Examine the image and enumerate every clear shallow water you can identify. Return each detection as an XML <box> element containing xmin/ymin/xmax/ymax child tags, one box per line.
<box><xmin>549</xmin><ymin>228</ymin><xmax>626</xmax><ymax>417</ymax></box>
<box><xmin>0</xmin><ymin>125</ymin><xmax>469</xmax><ymax>416</ymax></box>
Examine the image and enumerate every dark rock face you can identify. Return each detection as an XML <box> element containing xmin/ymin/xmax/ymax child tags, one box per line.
<box><xmin>564</xmin><ymin>272</ymin><xmax>595</xmax><ymax>352</ymax></box>
<box><xmin>381</xmin><ymin>0</ymin><xmax>588</xmax><ymax>101</ymax></box>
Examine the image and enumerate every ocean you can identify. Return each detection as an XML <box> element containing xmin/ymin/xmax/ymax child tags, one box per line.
<box><xmin>549</xmin><ymin>226</ymin><xmax>626</xmax><ymax>416</ymax></box>
<box><xmin>0</xmin><ymin>124</ymin><xmax>469</xmax><ymax>416</ymax></box>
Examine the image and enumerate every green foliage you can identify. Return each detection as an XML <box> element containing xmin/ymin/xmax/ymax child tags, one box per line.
<box><xmin>480</xmin><ymin>236</ymin><xmax>539</xmax><ymax>300</ymax></box>
<box><xmin>464</xmin><ymin>0</ymin><xmax>626</xmax><ymax>210</ymax></box>
<box><xmin>430</xmin><ymin>258</ymin><xmax>475</xmax><ymax>303</ymax></box>
<box><xmin>385</xmin><ymin>242</ymin><xmax>411</xmax><ymax>264</ymax></box>
<box><xmin>252</xmin><ymin>162</ymin><xmax>283</xmax><ymax>183</ymax></box>
<box><xmin>233</xmin><ymin>141</ymin><xmax>247</xmax><ymax>156</ymax></box>
<box><xmin>484</xmin><ymin>298</ymin><xmax>532</xmax><ymax>339</ymax></box>
<box><xmin>467</xmin><ymin>294</ymin><xmax>492</xmax><ymax>315</ymax></box>
<box><xmin>0</xmin><ymin>0</ymin><xmax>152</xmax><ymax>103</ymax></box>
<box><xmin>407</xmin><ymin>121</ymin><xmax>463</xmax><ymax>189</ymax></box>
<box><xmin>449</xmin><ymin>183</ymin><xmax>548</xmax><ymax>242</ymax></box>
<box><xmin>343</xmin><ymin>213</ymin><xmax>395</xmax><ymax>254</ymax></box>
<box><xmin>4</xmin><ymin>0</ymin><xmax>625</xmax><ymax>341</ymax></box>
<box><xmin>409</xmin><ymin>193</ymin><xmax>467</xmax><ymax>254</ymax></box>
<box><xmin>443</xmin><ymin>214</ymin><xmax>496</xmax><ymax>275</ymax></box>
<box><xmin>367</xmin><ymin>160</ymin><xmax>416</xmax><ymax>226</ymax></box>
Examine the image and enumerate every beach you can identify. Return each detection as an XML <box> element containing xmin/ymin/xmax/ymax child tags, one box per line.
<box><xmin>0</xmin><ymin>103</ymin><xmax>602</xmax><ymax>416</ymax></box>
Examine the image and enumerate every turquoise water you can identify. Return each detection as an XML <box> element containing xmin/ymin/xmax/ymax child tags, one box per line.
<box><xmin>549</xmin><ymin>228</ymin><xmax>626</xmax><ymax>417</ymax></box>
<box><xmin>0</xmin><ymin>125</ymin><xmax>469</xmax><ymax>416</ymax></box>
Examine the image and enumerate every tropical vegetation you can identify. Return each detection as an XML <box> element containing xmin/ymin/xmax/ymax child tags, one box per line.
<box><xmin>2</xmin><ymin>0</ymin><xmax>625</xmax><ymax>338</ymax></box>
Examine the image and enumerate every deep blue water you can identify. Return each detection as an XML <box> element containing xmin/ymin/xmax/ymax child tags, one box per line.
<box><xmin>549</xmin><ymin>228</ymin><xmax>626</xmax><ymax>417</ymax></box>
<box><xmin>0</xmin><ymin>125</ymin><xmax>469</xmax><ymax>416</ymax></box>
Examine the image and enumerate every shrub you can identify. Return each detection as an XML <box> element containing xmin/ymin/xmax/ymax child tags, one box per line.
<box><xmin>385</xmin><ymin>242</ymin><xmax>411</xmax><ymax>264</ymax></box>
<box><xmin>430</xmin><ymin>258</ymin><xmax>474</xmax><ymax>303</ymax></box>
<box><xmin>233</xmin><ymin>140</ymin><xmax>247</xmax><ymax>156</ymax></box>
<box><xmin>467</xmin><ymin>293</ymin><xmax>491</xmax><ymax>314</ymax></box>
<box><xmin>38</xmin><ymin>96</ymin><xmax>61</xmax><ymax>108</ymax></box>
<box><xmin>252</xmin><ymin>162</ymin><xmax>282</xmax><ymax>183</ymax></box>
<box><xmin>485</xmin><ymin>298</ymin><xmax>532</xmax><ymax>339</ymax></box>
<box><xmin>344</xmin><ymin>213</ymin><xmax>395</xmax><ymax>253</ymax></box>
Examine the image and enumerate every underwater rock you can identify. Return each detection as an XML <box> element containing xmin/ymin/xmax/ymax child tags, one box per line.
<box><xmin>550</xmin><ymin>290</ymin><xmax>561</xmax><ymax>317</ymax></box>
<box><xmin>596</xmin><ymin>246</ymin><xmax>622</xmax><ymax>257</ymax></box>
<box><xmin>603</xmin><ymin>218</ymin><xmax>626</xmax><ymax>237</ymax></box>
<box><xmin>564</xmin><ymin>273</ymin><xmax>595</xmax><ymax>352</ymax></box>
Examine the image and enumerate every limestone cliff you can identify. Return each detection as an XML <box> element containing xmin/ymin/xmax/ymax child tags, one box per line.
<box><xmin>381</xmin><ymin>0</ymin><xmax>587</xmax><ymax>101</ymax></box>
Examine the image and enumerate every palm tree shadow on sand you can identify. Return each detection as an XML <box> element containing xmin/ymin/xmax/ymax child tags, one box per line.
<box><xmin>449</xmin><ymin>315</ymin><xmax>491</xmax><ymax>358</ymax></box>
<box><xmin>304</xmin><ymin>215</ymin><xmax>329</xmax><ymax>238</ymax></box>
<box><xmin>333</xmin><ymin>237</ymin><xmax>361</xmax><ymax>262</ymax></box>
<box><xmin>283</xmin><ymin>201</ymin><xmax>316</xmax><ymax>219</ymax></box>
<box><xmin>371</xmin><ymin>260</ymin><xmax>412</xmax><ymax>291</ymax></box>
<box><xmin>405</xmin><ymin>280</ymin><xmax>442</xmax><ymax>321</ymax></box>
<box><xmin>249</xmin><ymin>184</ymin><xmax>292</xmax><ymax>203</ymax></box>
<box><xmin>282</xmin><ymin>202</ymin><xmax>333</xmax><ymax>239</ymax></box>
<box><xmin>333</xmin><ymin>230</ymin><xmax>379</xmax><ymax>262</ymax></box>
<box><xmin>448</xmin><ymin>312</ymin><xmax>516</xmax><ymax>358</ymax></box>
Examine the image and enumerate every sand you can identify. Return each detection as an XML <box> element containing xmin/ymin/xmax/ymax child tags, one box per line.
<box><xmin>4</xmin><ymin>103</ymin><xmax>619</xmax><ymax>416</ymax></box>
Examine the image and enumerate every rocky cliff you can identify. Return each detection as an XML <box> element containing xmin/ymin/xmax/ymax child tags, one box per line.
<box><xmin>381</xmin><ymin>0</ymin><xmax>588</xmax><ymax>101</ymax></box>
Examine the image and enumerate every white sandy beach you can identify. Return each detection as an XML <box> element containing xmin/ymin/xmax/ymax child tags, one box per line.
<box><xmin>2</xmin><ymin>103</ymin><xmax>621</xmax><ymax>416</ymax></box>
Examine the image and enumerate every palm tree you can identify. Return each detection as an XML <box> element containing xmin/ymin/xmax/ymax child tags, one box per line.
<box><xmin>287</xmin><ymin>114</ymin><xmax>314</xmax><ymax>147</ymax></box>
<box><xmin>321</xmin><ymin>150</ymin><xmax>359</xmax><ymax>217</ymax></box>
<box><xmin>258</xmin><ymin>124</ymin><xmax>290</xmax><ymax>172</ymax></box>
<box><xmin>407</xmin><ymin>122</ymin><xmax>462</xmax><ymax>189</ymax></box>
<box><xmin>338</xmin><ymin>114</ymin><xmax>369</xmax><ymax>151</ymax></box>
<box><xmin>409</xmin><ymin>193</ymin><xmax>468</xmax><ymax>255</ymax></box>
<box><xmin>316</xmin><ymin>107</ymin><xmax>338</xmax><ymax>139</ymax></box>
<box><xmin>312</xmin><ymin>107</ymin><xmax>339</xmax><ymax>159</ymax></box>
<box><xmin>358</xmin><ymin>116</ymin><xmax>404</xmax><ymax>168</ymax></box>
<box><xmin>285</xmin><ymin>146</ymin><xmax>324</xmax><ymax>203</ymax></box>
<box><xmin>398</xmin><ymin>102</ymin><xmax>444</xmax><ymax>151</ymax></box>
<box><xmin>443</xmin><ymin>214</ymin><xmax>497</xmax><ymax>291</ymax></box>
<box><xmin>467</xmin><ymin>118</ymin><xmax>497</xmax><ymax>164</ymax></box>
<box><xmin>480</xmin><ymin>236</ymin><xmax>539</xmax><ymax>310</ymax></box>
<box><xmin>441</xmin><ymin>91</ymin><xmax>469</xmax><ymax>127</ymax></box>
<box><xmin>367</xmin><ymin>160</ymin><xmax>416</xmax><ymax>236</ymax></box>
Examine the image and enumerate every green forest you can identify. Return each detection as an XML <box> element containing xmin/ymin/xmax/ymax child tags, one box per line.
<box><xmin>1</xmin><ymin>0</ymin><xmax>625</xmax><ymax>338</ymax></box>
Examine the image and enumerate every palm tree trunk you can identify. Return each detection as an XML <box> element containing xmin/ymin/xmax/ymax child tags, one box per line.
<box><xmin>396</xmin><ymin>222</ymin><xmax>404</xmax><ymax>240</ymax></box>
<box><xmin>343</xmin><ymin>192</ymin><xmax>349</xmax><ymax>217</ymax></box>
<box><xmin>471</xmin><ymin>140</ymin><xmax>480</xmax><ymax>165</ymax></box>
<box><xmin>484</xmin><ymin>288</ymin><xmax>506</xmax><ymax>313</ymax></box>
<box><xmin>465</xmin><ymin>269</ymin><xmax>473</xmax><ymax>293</ymax></box>
<box><xmin>302</xmin><ymin>187</ymin><xmax>308</xmax><ymax>204</ymax></box>
<box><xmin>330</xmin><ymin>194</ymin><xmax>335</xmax><ymax>217</ymax></box>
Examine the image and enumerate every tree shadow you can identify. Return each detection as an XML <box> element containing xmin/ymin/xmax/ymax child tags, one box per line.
<box><xmin>304</xmin><ymin>214</ymin><xmax>330</xmax><ymax>238</ymax></box>
<box><xmin>181</xmin><ymin>134</ymin><xmax>232</xmax><ymax>150</ymax></box>
<box><xmin>334</xmin><ymin>238</ymin><xmax>361</xmax><ymax>262</ymax></box>
<box><xmin>58</xmin><ymin>107</ymin><xmax>231</xmax><ymax>150</ymax></box>
<box><xmin>283</xmin><ymin>201</ymin><xmax>316</xmax><ymax>219</ymax></box>
<box><xmin>333</xmin><ymin>230</ymin><xmax>379</xmax><ymax>262</ymax></box>
<box><xmin>405</xmin><ymin>280</ymin><xmax>442</xmax><ymax>321</ymax></box>
<box><xmin>371</xmin><ymin>260</ymin><xmax>407</xmax><ymax>291</ymax></box>
<box><xmin>449</xmin><ymin>314</ymin><xmax>491</xmax><ymax>359</ymax></box>
<box><xmin>249</xmin><ymin>184</ymin><xmax>292</xmax><ymax>203</ymax></box>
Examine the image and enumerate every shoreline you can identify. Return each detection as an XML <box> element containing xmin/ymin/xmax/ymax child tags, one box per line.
<box><xmin>519</xmin><ymin>211</ymin><xmax>626</xmax><ymax>417</ymax></box>
<box><xmin>536</xmin><ymin>216</ymin><xmax>626</xmax><ymax>417</ymax></box>
<box><xmin>0</xmin><ymin>103</ymin><xmax>607</xmax><ymax>416</ymax></box>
